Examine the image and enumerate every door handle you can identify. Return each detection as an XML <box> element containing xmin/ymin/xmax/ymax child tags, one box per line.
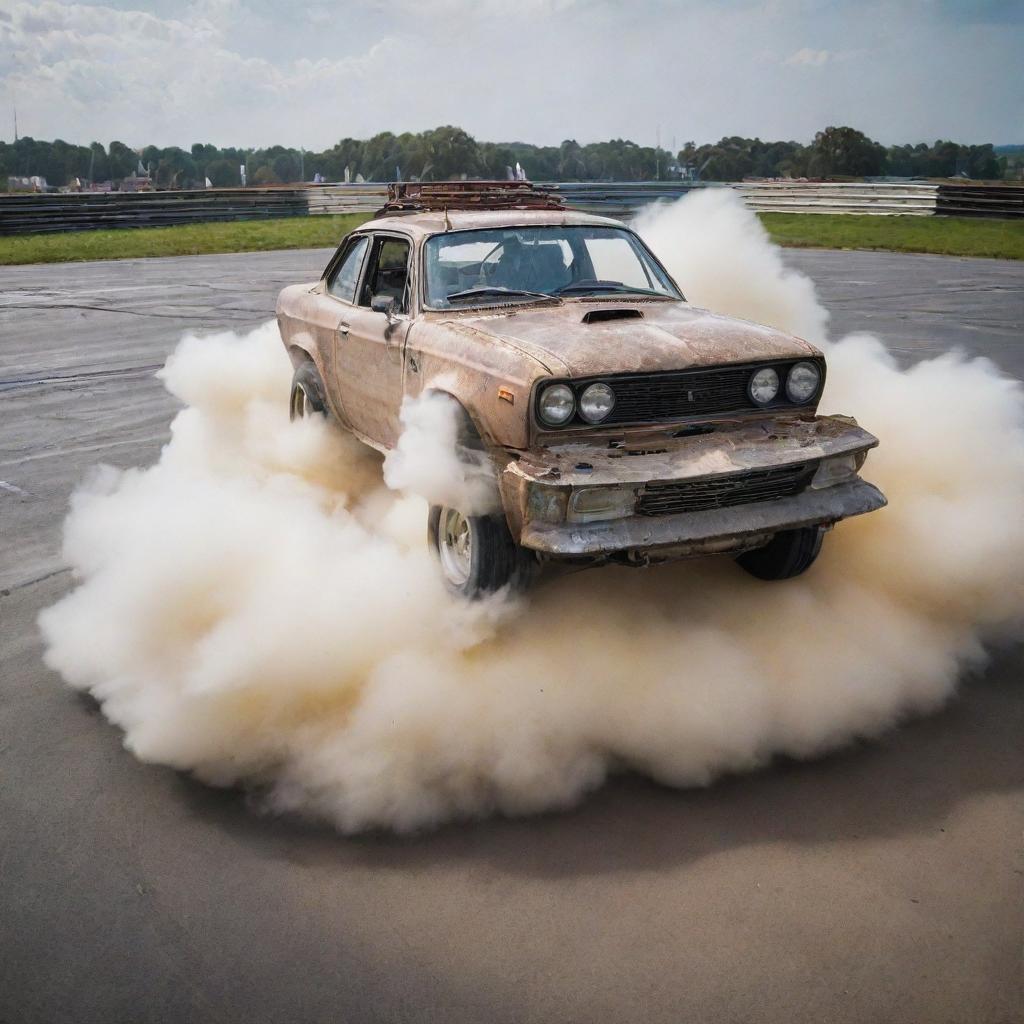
<box><xmin>338</xmin><ymin>322</ymin><xmax>350</xmax><ymax>335</ymax></box>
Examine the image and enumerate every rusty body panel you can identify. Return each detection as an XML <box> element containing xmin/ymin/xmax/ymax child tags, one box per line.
<box><xmin>433</xmin><ymin>300</ymin><xmax>818</xmax><ymax>379</ymax></box>
<box><xmin>276</xmin><ymin>200</ymin><xmax>886</xmax><ymax>568</ymax></box>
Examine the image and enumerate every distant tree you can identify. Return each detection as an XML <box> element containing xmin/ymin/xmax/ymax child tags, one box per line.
<box><xmin>807</xmin><ymin>126</ymin><xmax>886</xmax><ymax>177</ymax></box>
<box><xmin>87</xmin><ymin>142</ymin><xmax>109</xmax><ymax>181</ymax></box>
<box><xmin>417</xmin><ymin>126</ymin><xmax>481</xmax><ymax>179</ymax></box>
<box><xmin>252</xmin><ymin>166</ymin><xmax>278</xmax><ymax>185</ymax></box>
<box><xmin>3</xmin><ymin>127</ymin><xmax>1015</xmax><ymax>192</ymax></box>
<box><xmin>154</xmin><ymin>147</ymin><xmax>198</xmax><ymax>188</ymax></box>
<box><xmin>270</xmin><ymin>152</ymin><xmax>300</xmax><ymax>182</ymax></box>
<box><xmin>141</xmin><ymin>145</ymin><xmax>161</xmax><ymax>175</ymax></box>
<box><xmin>107</xmin><ymin>141</ymin><xmax>139</xmax><ymax>180</ymax></box>
<box><xmin>965</xmin><ymin>143</ymin><xmax>1000</xmax><ymax>179</ymax></box>
<box><xmin>477</xmin><ymin>141</ymin><xmax>517</xmax><ymax>179</ymax></box>
<box><xmin>557</xmin><ymin>139</ymin><xmax>585</xmax><ymax>179</ymax></box>
<box><xmin>191</xmin><ymin>143</ymin><xmax>220</xmax><ymax>165</ymax></box>
<box><xmin>205</xmin><ymin>158</ymin><xmax>237</xmax><ymax>186</ymax></box>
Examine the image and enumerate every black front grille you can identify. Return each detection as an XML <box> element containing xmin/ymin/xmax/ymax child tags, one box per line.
<box><xmin>637</xmin><ymin>462</ymin><xmax>815</xmax><ymax>517</ymax></box>
<box><xmin>605</xmin><ymin>365</ymin><xmax>756</xmax><ymax>424</ymax></box>
<box><xmin>534</xmin><ymin>360</ymin><xmax>826</xmax><ymax>432</ymax></box>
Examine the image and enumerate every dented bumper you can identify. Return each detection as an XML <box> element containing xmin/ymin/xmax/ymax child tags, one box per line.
<box><xmin>499</xmin><ymin>414</ymin><xmax>887</xmax><ymax>559</ymax></box>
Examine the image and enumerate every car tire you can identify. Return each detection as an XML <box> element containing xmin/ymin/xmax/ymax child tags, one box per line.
<box><xmin>290</xmin><ymin>361</ymin><xmax>327</xmax><ymax>421</ymax></box>
<box><xmin>428</xmin><ymin>505</ymin><xmax>536</xmax><ymax>599</ymax></box>
<box><xmin>735</xmin><ymin>526</ymin><xmax>825</xmax><ymax>581</ymax></box>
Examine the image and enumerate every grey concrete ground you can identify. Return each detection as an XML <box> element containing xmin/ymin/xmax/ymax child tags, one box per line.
<box><xmin>1</xmin><ymin>248</ymin><xmax>1022</xmax><ymax>1024</ymax></box>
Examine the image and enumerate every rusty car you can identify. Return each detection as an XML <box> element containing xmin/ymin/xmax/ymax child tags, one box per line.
<box><xmin>276</xmin><ymin>182</ymin><xmax>886</xmax><ymax>597</ymax></box>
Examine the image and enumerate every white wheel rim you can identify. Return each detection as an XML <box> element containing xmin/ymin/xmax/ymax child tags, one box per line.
<box><xmin>438</xmin><ymin>507</ymin><xmax>472</xmax><ymax>586</ymax></box>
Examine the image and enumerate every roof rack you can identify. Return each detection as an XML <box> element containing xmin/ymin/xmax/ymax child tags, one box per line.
<box><xmin>376</xmin><ymin>180</ymin><xmax>565</xmax><ymax>217</ymax></box>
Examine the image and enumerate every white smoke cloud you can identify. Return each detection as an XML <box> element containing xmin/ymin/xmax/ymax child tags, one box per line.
<box><xmin>383</xmin><ymin>388</ymin><xmax>501</xmax><ymax>515</ymax></box>
<box><xmin>39</xmin><ymin>191</ymin><xmax>1024</xmax><ymax>833</ymax></box>
<box><xmin>633</xmin><ymin>188</ymin><xmax>829</xmax><ymax>345</ymax></box>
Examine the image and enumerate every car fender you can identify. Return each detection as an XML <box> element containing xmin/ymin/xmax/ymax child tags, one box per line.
<box><xmin>406</xmin><ymin>318</ymin><xmax>550</xmax><ymax>451</ymax></box>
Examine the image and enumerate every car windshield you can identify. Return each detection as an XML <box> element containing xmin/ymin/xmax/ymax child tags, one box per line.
<box><xmin>423</xmin><ymin>226</ymin><xmax>681</xmax><ymax>309</ymax></box>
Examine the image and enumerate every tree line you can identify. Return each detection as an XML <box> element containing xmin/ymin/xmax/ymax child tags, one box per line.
<box><xmin>0</xmin><ymin>124</ymin><xmax>1012</xmax><ymax>190</ymax></box>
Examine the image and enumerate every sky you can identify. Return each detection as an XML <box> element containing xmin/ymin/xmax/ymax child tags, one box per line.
<box><xmin>0</xmin><ymin>0</ymin><xmax>1021</xmax><ymax>151</ymax></box>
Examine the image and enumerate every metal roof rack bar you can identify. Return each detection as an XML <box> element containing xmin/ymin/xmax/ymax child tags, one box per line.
<box><xmin>375</xmin><ymin>180</ymin><xmax>565</xmax><ymax>216</ymax></box>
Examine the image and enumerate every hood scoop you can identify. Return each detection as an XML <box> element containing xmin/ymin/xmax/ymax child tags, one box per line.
<box><xmin>581</xmin><ymin>308</ymin><xmax>644</xmax><ymax>325</ymax></box>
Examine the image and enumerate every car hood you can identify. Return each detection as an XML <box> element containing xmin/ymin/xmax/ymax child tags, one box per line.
<box><xmin>439</xmin><ymin>300</ymin><xmax>819</xmax><ymax>377</ymax></box>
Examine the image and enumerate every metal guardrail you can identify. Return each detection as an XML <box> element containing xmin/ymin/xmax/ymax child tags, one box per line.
<box><xmin>0</xmin><ymin>187</ymin><xmax>308</xmax><ymax>236</ymax></box>
<box><xmin>536</xmin><ymin>181</ymin><xmax>942</xmax><ymax>217</ymax></box>
<box><xmin>935</xmin><ymin>183</ymin><xmax>1024</xmax><ymax>218</ymax></box>
<box><xmin>736</xmin><ymin>182</ymin><xmax>939</xmax><ymax>216</ymax></box>
<box><xmin>306</xmin><ymin>181</ymin><xmax>943</xmax><ymax>219</ymax></box>
<box><xmin>2</xmin><ymin>181</ymin><xmax>1022</xmax><ymax>236</ymax></box>
<box><xmin>306</xmin><ymin>183</ymin><xmax>388</xmax><ymax>216</ymax></box>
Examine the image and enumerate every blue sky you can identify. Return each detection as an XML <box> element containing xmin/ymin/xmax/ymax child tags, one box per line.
<box><xmin>0</xmin><ymin>0</ymin><xmax>1021</xmax><ymax>149</ymax></box>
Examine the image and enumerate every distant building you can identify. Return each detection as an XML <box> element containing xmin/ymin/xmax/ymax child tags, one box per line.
<box><xmin>7</xmin><ymin>175</ymin><xmax>49</xmax><ymax>192</ymax></box>
<box><xmin>120</xmin><ymin>174</ymin><xmax>153</xmax><ymax>193</ymax></box>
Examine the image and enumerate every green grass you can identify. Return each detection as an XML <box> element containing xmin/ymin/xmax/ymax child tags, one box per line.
<box><xmin>1</xmin><ymin>210</ymin><xmax>1021</xmax><ymax>265</ymax></box>
<box><xmin>758</xmin><ymin>213</ymin><xmax>1024</xmax><ymax>260</ymax></box>
<box><xmin>0</xmin><ymin>213</ymin><xmax>372</xmax><ymax>265</ymax></box>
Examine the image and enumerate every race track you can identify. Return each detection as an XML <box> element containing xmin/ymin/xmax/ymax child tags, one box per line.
<box><xmin>1</xmin><ymin>248</ymin><xmax>1022</xmax><ymax>1024</ymax></box>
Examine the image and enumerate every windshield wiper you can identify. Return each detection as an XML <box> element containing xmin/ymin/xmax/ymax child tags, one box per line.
<box><xmin>445</xmin><ymin>286</ymin><xmax>557</xmax><ymax>303</ymax></box>
<box><xmin>555</xmin><ymin>281</ymin><xmax>668</xmax><ymax>298</ymax></box>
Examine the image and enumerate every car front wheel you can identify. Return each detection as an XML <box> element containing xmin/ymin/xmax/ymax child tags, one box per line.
<box><xmin>736</xmin><ymin>526</ymin><xmax>825</xmax><ymax>581</ymax></box>
<box><xmin>289</xmin><ymin>361</ymin><xmax>327</xmax><ymax>421</ymax></box>
<box><xmin>428</xmin><ymin>505</ymin><xmax>535</xmax><ymax>598</ymax></box>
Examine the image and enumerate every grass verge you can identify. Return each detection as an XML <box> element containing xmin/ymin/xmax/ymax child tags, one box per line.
<box><xmin>758</xmin><ymin>213</ymin><xmax>1024</xmax><ymax>260</ymax></box>
<box><xmin>0</xmin><ymin>214</ymin><xmax>372</xmax><ymax>265</ymax></box>
<box><xmin>0</xmin><ymin>211</ymin><xmax>1021</xmax><ymax>265</ymax></box>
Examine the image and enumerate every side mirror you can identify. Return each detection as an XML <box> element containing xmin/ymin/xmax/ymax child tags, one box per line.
<box><xmin>371</xmin><ymin>294</ymin><xmax>397</xmax><ymax>320</ymax></box>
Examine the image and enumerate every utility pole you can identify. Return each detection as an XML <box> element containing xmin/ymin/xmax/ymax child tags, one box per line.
<box><xmin>13</xmin><ymin>100</ymin><xmax>18</xmax><ymax>143</ymax></box>
<box><xmin>300</xmin><ymin>148</ymin><xmax>304</xmax><ymax>183</ymax></box>
<box><xmin>655</xmin><ymin>124</ymin><xmax>661</xmax><ymax>181</ymax></box>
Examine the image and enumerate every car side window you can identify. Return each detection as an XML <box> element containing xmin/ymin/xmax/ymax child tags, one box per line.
<box><xmin>360</xmin><ymin>237</ymin><xmax>411</xmax><ymax>313</ymax></box>
<box><xmin>326</xmin><ymin>236</ymin><xmax>369</xmax><ymax>303</ymax></box>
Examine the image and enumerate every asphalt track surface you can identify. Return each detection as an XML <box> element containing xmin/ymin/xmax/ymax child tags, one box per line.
<box><xmin>1</xmin><ymin>248</ymin><xmax>1022</xmax><ymax>1024</ymax></box>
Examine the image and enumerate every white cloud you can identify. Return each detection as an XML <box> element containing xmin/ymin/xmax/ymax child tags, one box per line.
<box><xmin>0</xmin><ymin>0</ymin><xmax>1021</xmax><ymax>149</ymax></box>
<box><xmin>785</xmin><ymin>46</ymin><xmax>830</xmax><ymax>66</ymax></box>
<box><xmin>0</xmin><ymin>0</ymin><xmax>402</xmax><ymax>145</ymax></box>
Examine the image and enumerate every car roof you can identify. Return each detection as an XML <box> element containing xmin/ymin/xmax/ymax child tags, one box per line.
<box><xmin>353</xmin><ymin>207</ymin><xmax>629</xmax><ymax>241</ymax></box>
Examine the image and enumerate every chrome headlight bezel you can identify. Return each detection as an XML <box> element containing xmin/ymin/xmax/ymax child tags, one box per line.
<box><xmin>537</xmin><ymin>383</ymin><xmax>576</xmax><ymax>426</ymax></box>
<box><xmin>786</xmin><ymin>361</ymin><xmax>821</xmax><ymax>404</ymax></box>
<box><xmin>578</xmin><ymin>382</ymin><xmax>616</xmax><ymax>424</ymax></box>
<box><xmin>748</xmin><ymin>366</ymin><xmax>781</xmax><ymax>406</ymax></box>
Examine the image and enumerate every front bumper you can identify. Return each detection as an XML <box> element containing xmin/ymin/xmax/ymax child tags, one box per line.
<box><xmin>521</xmin><ymin>478</ymin><xmax>885</xmax><ymax>557</ymax></box>
<box><xmin>499</xmin><ymin>414</ymin><xmax>887</xmax><ymax>560</ymax></box>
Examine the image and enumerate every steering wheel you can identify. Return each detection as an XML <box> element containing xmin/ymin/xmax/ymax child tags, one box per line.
<box><xmin>478</xmin><ymin>241</ymin><xmax>505</xmax><ymax>284</ymax></box>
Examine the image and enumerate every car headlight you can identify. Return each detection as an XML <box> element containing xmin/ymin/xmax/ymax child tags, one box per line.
<box><xmin>810</xmin><ymin>453</ymin><xmax>859</xmax><ymax>489</ymax></box>
<box><xmin>578</xmin><ymin>382</ymin><xmax>615</xmax><ymax>424</ymax></box>
<box><xmin>538</xmin><ymin>383</ymin><xmax>575</xmax><ymax>426</ymax></box>
<box><xmin>568</xmin><ymin>486</ymin><xmax>637</xmax><ymax>523</ymax></box>
<box><xmin>786</xmin><ymin>361</ymin><xmax>820</xmax><ymax>404</ymax></box>
<box><xmin>749</xmin><ymin>366</ymin><xmax>780</xmax><ymax>405</ymax></box>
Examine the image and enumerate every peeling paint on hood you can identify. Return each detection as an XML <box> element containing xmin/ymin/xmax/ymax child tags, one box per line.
<box><xmin>439</xmin><ymin>300</ymin><xmax>820</xmax><ymax>377</ymax></box>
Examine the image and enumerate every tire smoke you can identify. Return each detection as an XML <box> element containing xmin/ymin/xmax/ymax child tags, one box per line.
<box><xmin>40</xmin><ymin>191</ymin><xmax>1024</xmax><ymax>833</ymax></box>
<box><xmin>383</xmin><ymin>386</ymin><xmax>501</xmax><ymax>515</ymax></box>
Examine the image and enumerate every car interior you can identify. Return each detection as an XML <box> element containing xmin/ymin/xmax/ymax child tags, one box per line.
<box><xmin>360</xmin><ymin>237</ymin><xmax>410</xmax><ymax>312</ymax></box>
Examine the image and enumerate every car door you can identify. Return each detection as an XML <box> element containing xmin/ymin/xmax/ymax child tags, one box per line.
<box><xmin>312</xmin><ymin>233</ymin><xmax>370</xmax><ymax>425</ymax></box>
<box><xmin>334</xmin><ymin>232</ymin><xmax>413</xmax><ymax>448</ymax></box>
